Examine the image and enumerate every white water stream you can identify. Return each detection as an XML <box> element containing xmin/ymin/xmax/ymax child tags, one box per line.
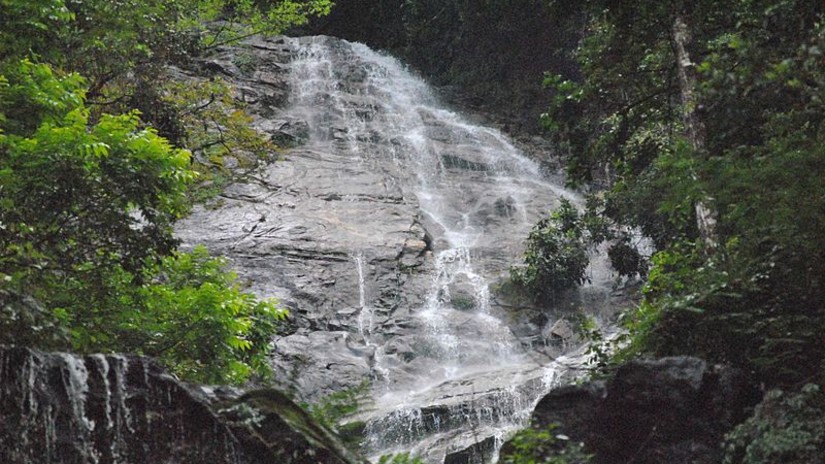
<box><xmin>282</xmin><ymin>36</ymin><xmax>612</xmax><ymax>463</ymax></box>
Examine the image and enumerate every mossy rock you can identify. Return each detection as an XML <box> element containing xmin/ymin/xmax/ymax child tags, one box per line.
<box><xmin>451</xmin><ymin>295</ymin><xmax>477</xmax><ymax>311</ymax></box>
<box><xmin>337</xmin><ymin>420</ymin><xmax>367</xmax><ymax>450</ymax></box>
<box><xmin>217</xmin><ymin>389</ymin><xmax>367</xmax><ymax>464</ymax></box>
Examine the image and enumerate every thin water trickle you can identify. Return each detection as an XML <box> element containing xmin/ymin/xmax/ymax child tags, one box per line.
<box><xmin>282</xmin><ymin>36</ymin><xmax>611</xmax><ymax>463</ymax></box>
<box><xmin>353</xmin><ymin>252</ymin><xmax>391</xmax><ymax>383</ymax></box>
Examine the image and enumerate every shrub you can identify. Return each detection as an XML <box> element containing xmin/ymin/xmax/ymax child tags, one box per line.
<box><xmin>501</xmin><ymin>425</ymin><xmax>592</xmax><ymax>464</ymax></box>
<box><xmin>511</xmin><ymin>198</ymin><xmax>590</xmax><ymax>303</ymax></box>
<box><xmin>724</xmin><ymin>384</ymin><xmax>825</xmax><ymax>464</ymax></box>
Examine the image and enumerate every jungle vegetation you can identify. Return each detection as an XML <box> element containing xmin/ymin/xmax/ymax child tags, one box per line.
<box><xmin>0</xmin><ymin>0</ymin><xmax>330</xmax><ymax>384</ymax></box>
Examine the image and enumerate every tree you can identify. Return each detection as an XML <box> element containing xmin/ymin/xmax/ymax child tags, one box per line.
<box><xmin>543</xmin><ymin>0</ymin><xmax>825</xmax><ymax>386</ymax></box>
<box><xmin>0</xmin><ymin>59</ymin><xmax>283</xmax><ymax>383</ymax></box>
<box><xmin>511</xmin><ymin>198</ymin><xmax>590</xmax><ymax>304</ymax></box>
<box><xmin>0</xmin><ymin>59</ymin><xmax>191</xmax><ymax>299</ymax></box>
<box><xmin>1</xmin><ymin>0</ymin><xmax>332</xmax><ymax>161</ymax></box>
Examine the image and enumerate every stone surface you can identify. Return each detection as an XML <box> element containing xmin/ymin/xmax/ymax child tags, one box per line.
<box><xmin>216</xmin><ymin>389</ymin><xmax>365</xmax><ymax>464</ymax></box>
<box><xmin>543</xmin><ymin>318</ymin><xmax>575</xmax><ymax>342</ymax></box>
<box><xmin>175</xmin><ymin>35</ymin><xmax>626</xmax><ymax>462</ymax></box>
<box><xmin>0</xmin><ymin>346</ymin><xmax>364</xmax><ymax>464</ymax></box>
<box><xmin>443</xmin><ymin>435</ymin><xmax>497</xmax><ymax>464</ymax></box>
<box><xmin>504</xmin><ymin>357</ymin><xmax>755</xmax><ymax>464</ymax></box>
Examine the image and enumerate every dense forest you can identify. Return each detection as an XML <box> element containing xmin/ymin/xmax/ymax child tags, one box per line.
<box><xmin>514</xmin><ymin>1</ymin><xmax>825</xmax><ymax>460</ymax></box>
<box><xmin>2</xmin><ymin>0</ymin><xmax>825</xmax><ymax>463</ymax></box>
<box><xmin>543</xmin><ymin>0</ymin><xmax>825</xmax><ymax>387</ymax></box>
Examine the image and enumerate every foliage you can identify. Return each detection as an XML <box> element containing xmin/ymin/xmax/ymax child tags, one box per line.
<box><xmin>159</xmin><ymin>76</ymin><xmax>273</xmax><ymax>161</ymax></box>
<box><xmin>541</xmin><ymin>0</ymin><xmax>825</xmax><ymax>389</ymax></box>
<box><xmin>302</xmin><ymin>380</ymin><xmax>370</xmax><ymax>433</ymax></box>
<box><xmin>0</xmin><ymin>59</ymin><xmax>283</xmax><ymax>384</ymax></box>
<box><xmin>1</xmin><ymin>0</ymin><xmax>329</xmax><ymax>179</ymax></box>
<box><xmin>510</xmin><ymin>194</ymin><xmax>647</xmax><ymax>307</ymax></box>
<box><xmin>0</xmin><ymin>0</ymin><xmax>74</xmax><ymax>63</ymax></box>
<box><xmin>577</xmin><ymin>316</ymin><xmax>612</xmax><ymax>373</ymax></box>
<box><xmin>1</xmin><ymin>0</ymin><xmax>332</xmax><ymax>84</ymax></box>
<box><xmin>0</xmin><ymin>0</ymin><xmax>328</xmax><ymax>382</ymax></box>
<box><xmin>118</xmin><ymin>246</ymin><xmax>286</xmax><ymax>384</ymax></box>
<box><xmin>200</xmin><ymin>0</ymin><xmax>333</xmax><ymax>47</ymax></box>
<box><xmin>501</xmin><ymin>424</ymin><xmax>592</xmax><ymax>464</ymax></box>
<box><xmin>0</xmin><ymin>59</ymin><xmax>191</xmax><ymax>289</ymax></box>
<box><xmin>724</xmin><ymin>384</ymin><xmax>825</xmax><ymax>464</ymax></box>
<box><xmin>511</xmin><ymin>198</ymin><xmax>590</xmax><ymax>304</ymax></box>
<box><xmin>377</xmin><ymin>452</ymin><xmax>426</xmax><ymax>464</ymax></box>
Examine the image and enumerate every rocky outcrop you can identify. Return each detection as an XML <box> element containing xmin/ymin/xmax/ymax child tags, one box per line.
<box><xmin>0</xmin><ymin>346</ymin><xmax>364</xmax><ymax>464</ymax></box>
<box><xmin>175</xmin><ymin>35</ymin><xmax>623</xmax><ymax>462</ymax></box>
<box><xmin>443</xmin><ymin>436</ymin><xmax>497</xmax><ymax>464</ymax></box>
<box><xmin>215</xmin><ymin>389</ymin><xmax>365</xmax><ymax>464</ymax></box>
<box><xmin>503</xmin><ymin>357</ymin><xmax>756</xmax><ymax>464</ymax></box>
<box><xmin>177</xmin><ymin>36</ymin><xmax>438</xmax><ymax>403</ymax></box>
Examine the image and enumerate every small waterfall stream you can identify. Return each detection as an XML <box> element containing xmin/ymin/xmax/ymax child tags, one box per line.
<box><xmin>277</xmin><ymin>36</ymin><xmax>612</xmax><ymax>463</ymax></box>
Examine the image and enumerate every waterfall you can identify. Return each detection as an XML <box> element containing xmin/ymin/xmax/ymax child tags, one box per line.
<box><xmin>274</xmin><ymin>36</ymin><xmax>611</xmax><ymax>463</ymax></box>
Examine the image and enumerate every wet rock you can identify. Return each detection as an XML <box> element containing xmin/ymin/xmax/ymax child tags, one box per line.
<box><xmin>443</xmin><ymin>435</ymin><xmax>497</xmax><ymax>464</ymax></box>
<box><xmin>493</xmin><ymin>196</ymin><xmax>516</xmax><ymax>218</ymax></box>
<box><xmin>400</xmin><ymin>237</ymin><xmax>429</xmax><ymax>268</ymax></box>
<box><xmin>444</xmin><ymin>275</ymin><xmax>479</xmax><ymax>310</ymax></box>
<box><xmin>216</xmin><ymin>389</ymin><xmax>365</xmax><ymax>464</ymax></box>
<box><xmin>507</xmin><ymin>357</ymin><xmax>756</xmax><ymax>464</ymax></box>
<box><xmin>542</xmin><ymin>318</ymin><xmax>574</xmax><ymax>343</ymax></box>
<box><xmin>176</xmin><ymin>35</ymin><xmax>622</xmax><ymax>463</ymax></box>
<box><xmin>441</xmin><ymin>153</ymin><xmax>490</xmax><ymax>172</ymax></box>
<box><xmin>383</xmin><ymin>338</ymin><xmax>416</xmax><ymax>362</ymax></box>
<box><xmin>257</xmin><ymin>119</ymin><xmax>310</xmax><ymax>146</ymax></box>
<box><xmin>201</xmin><ymin>59</ymin><xmax>238</xmax><ymax>77</ymax></box>
<box><xmin>331</xmin><ymin>126</ymin><xmax>349</xmax><ymax>141</ymax></box>
<box><xmin>0</xmin><ymin>346</ymin><xmax>365</xmax><ymax>464</ymax></box>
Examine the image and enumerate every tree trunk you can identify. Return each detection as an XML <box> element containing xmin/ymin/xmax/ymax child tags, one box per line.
<box><xmin>672</xmin><ymin>8</ymin><xmax>718</xmax><ymax>248</ymax></box>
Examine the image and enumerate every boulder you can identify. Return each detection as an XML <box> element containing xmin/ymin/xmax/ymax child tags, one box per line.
<box><xmin>216</xmin><ymin>389</ymin><xmax>365</xmax><ymax>464</ymax></box>
<box><xmin>257</xmin><ymin>119</ymin><xmax>310</xmax><ymax>147</ymax></box>
<box><xmin>543</xmin><ymin>318</ymin><xmax>574</xmax><ymax>342</ymax></box>
<box><xmin>443</xmin><ymin>435</ymin><xmax>497</xmax><ymax>464</ymax></box>
<box><xmin>504</xmin><ymin>357</ymin><xmax>756</xmax><ymax>464</ymax></box>
<box><xmin>445</xmin><ymin>274</ymin><xmax>480</xmax><ymax>311</ymax></box>
<box><xmin>0</xmin><ymin>346</ymin><xmax>366</xmax><ymax>464</ymax></box>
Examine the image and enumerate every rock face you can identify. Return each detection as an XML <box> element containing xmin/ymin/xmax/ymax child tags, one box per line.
<box><xmin>176</xmin><ymin>35</ymin><xmax>624</xmax><ymax>462</ymax></box>
<box><xmin>215</xmin><ymin>389</ymin><xmax>366</xmax><ymax>464</ymax></box>
<box><xmin>506</xmin><ymin>357</ymin><xmax>755</xmax><ymax>464</ymax></box>
<box><xmin>0</xmin><ymin>346</ymin><xmax>364</xmax><ymax>464</ymax></box>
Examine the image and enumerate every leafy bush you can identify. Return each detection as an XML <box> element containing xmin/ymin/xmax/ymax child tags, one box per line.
<box><xmin>0</xmin><ymin>60</ymin><xmax>282</xmax><ymax>384</ymax></box>
<box><xmin>303</xmin><ymin>380</ymin><xmax>371</xmax><ymax>432</ymax></box>
<box><xmin>501</xmin><ymin>425</ymin><xmax>592</xmax><ymax>464</ymax></box>
<box><xmin>120</xmin><ymin>246</ymin><xmax>286</xmax><ymax>384</ymax></box>
<box><xmin>377</xmin><ymin>452</ymin><xmax>426</xmax><ymax>464</ymax></box>
<box><xmin>724</xmin><ymin>384</ymin><xmax>825</xmax><ymax>464</ymax></box>
<box><xmin>511</xmin><ymin>198</ymin><xmax>590</xmax><ymax>303</ymax></box>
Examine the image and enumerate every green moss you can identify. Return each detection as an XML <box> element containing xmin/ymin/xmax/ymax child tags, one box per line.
<box><xmin>188</xmin><ymin>169</ymin><xmax>231</xmax><ymax>204</ymax></box>
<box><xmin>501</xmin><ymin>424</ymin><xmax>592</xmax><ymax>464</ymax></box>
<box><xmin>337</xmin><ymin>420</ymin><xmax>366</xmax><ymax>450</ymax></box>
<box><xmin>451</xmin><ymin>295</ymin><xmax>476</xmax><ymax>311</ymax></box>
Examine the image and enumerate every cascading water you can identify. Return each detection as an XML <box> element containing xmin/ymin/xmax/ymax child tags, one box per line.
<box><xmin>275</xmin><ymin>36</ymin><xmax>614</xmax><ymax>463</ymax></box>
